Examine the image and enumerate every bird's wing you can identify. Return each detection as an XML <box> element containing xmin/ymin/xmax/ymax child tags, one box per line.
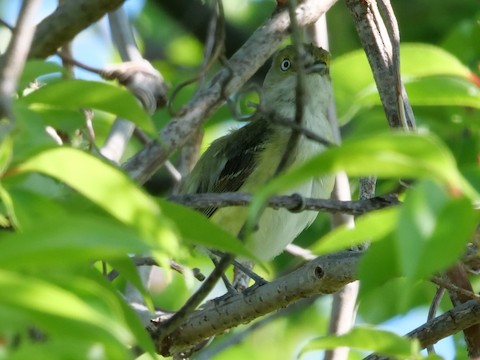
<box><xmin>181</xmin><ymin>117</ymin><xmax>272</xmax><ymax>218</ymax></box>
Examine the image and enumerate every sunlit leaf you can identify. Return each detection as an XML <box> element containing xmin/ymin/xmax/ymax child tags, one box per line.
<box><xmin>0</xmin><ymin>270</ymin><xmax>134</xmax><ymax>359</ymax></box>
<box><xmin>0</xmin><ymin>215</ymin><xmax>151</xmax><ymax>269</ymax></box>
<box><xmin>397</xmin><ymin>181</ymin><xmax>479</xmax><ymax>280</ymax></box>
<box><xmin>405</xmin><ymin>76</ymin><xmax>480</xmax><ymax>108</ymax></box>
<box><xmin>108</xmin><ymin>257</ymin><xmax>154</xmax><ymax>311</ymax></box>
<box><xmin>19</xmin><ymin>60</ymin><xmax>64</xmax><ymax>92</ymax></box>
<box><xmin>158</xmin><ymin>199</ymin><xmax>255</xmax><ymax>259</ymax></box>
<box><xmin>250</xmin><ymin>133</ymin><xmax>473</xmax><ymax>226</ymax></box>
<box><xmin>310</xmin><ymin>207</ymin><xmax>398</xmax><ymax>255</ymax></box>
<box><xmin>332</xmin><ymin>43</ymin><xmax>478</xmax><ymax>123</ymax></box>
<box><xmin>299</xmin><ymin>326</ymin><xmax>420</xmax><ymax>358</ymax></box>
<box><xmin>20</xmin><ymin>79</ymin><xmax>155</xmax><ymax>134</ymax></box>
<box><xmin>0</xmin><ymin>134</ymin><xmax>12</xmax><ymax>176</ymax></box>
<box><xmin>13</xmin><ymin>147</ymin><xmax>179</xmax><ymax>256</ymax></box>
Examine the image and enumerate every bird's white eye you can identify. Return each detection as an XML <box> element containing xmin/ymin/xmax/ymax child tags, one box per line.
<box><xmin>280</xmin><ymin>58</ymin><xmax>291</xmax><ymax>71</ymax></box>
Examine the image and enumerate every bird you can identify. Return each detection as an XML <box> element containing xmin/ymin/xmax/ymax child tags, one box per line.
<box><xmin>180</xmin><ymin>44</ymin><xmax>335</xmax><ymax>286</ymax></box>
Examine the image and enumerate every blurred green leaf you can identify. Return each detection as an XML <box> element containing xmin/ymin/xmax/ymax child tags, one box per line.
<box><xmin>30</xmin><ymin>107</ymin><xmax>86</xmax><ymax>134</ymax></box>
<box><xmin>108</xmin><ymin>257</ymin><xmax>154</xmax><ymax>311</ymax></box>
<box><xmin>0</xmin><ymin>215</ymin><xmax>151</xmax><ymax>269</ymax></box>
<box><xmin>19</xmin><ymin>60</ymin><xmax>64</xmax><ymax>92</ymax></box>
<box><xmin>401</xmin><ymin>43</ymin><xmax>471</xmax><ymax>78</ymax></box>
<box><xmin>358</xmin><ymin>234</ymin><xmax>400</xmax><ymax>299</ymax></box>
<box><xmin>405</xmin><ymin>75</ymin><xmax>480</xmax><ymax>107</ymax></box>
<box><xmin>397</xmin><ymin>181</ymin><xmax>479</xmax><ymax>280</ymax></box>
<box><xmin>0</xmin><ymin>134</ymin><xmax>12</xmax><ymax>176</ymax></box>
<box><xmin>300</xmin><ymin>326</ymin><xmax>421</xmax><ymax>358</ymax></box>
<box><xmin>20</xmin><ymin>79</ymin><xmax>155</xmax><ymax>134</ymax></box>
<box><xmin>13</xmin><ymin>147</ymin><xmax>179</xmax><ymax>256</ymax></box>
<box><xmin>0</xmin><ymin>270</ymin><xmax>136</xmax><ymax>359</ymax></box>
<box><xmin>250</xmin><ymin>133</ymin><xmax>473</xmax><ymax>225</ymax></box>
<box><xmin>358</xmin><ymin>278</ymin><xmax>438</xmax><ymax>323</ymax></box>
<box><xmin>311</xmin><ymin>207</ymin><xmax>398</xmax><ymax>255</ymax></box>
<box><xmin>159</xmin><ymin>199</ymin><xmax>255</xmax><ymax>259</ymax></box>
<box><xmin>332</xmin><ymin>43</ymin><xmax>478</xmax><ymax>123</ymax></box>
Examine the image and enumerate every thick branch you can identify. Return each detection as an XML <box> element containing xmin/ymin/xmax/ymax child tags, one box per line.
<box><xmin>167</xmin><ymin>192</ymin><xmax>399</xmax><ymax>215</ymax></box>
<box><xmin>122</xmin><ymin>0</ymin><xmax>339</xmax><ymax>184</ymax></box>
<box><xmin>344</xmin><ymin>0</ymin><xmax>413</xmax><ymax>129</ymax></box>
<box><xmin>28</xmin><ymin>0</ymin><xmax>126</xmax><ymax>59</ymax></box>
<box><xmin>0</xmin><ymin>0</ymin><xmax>40</xmax><ymax>125</ymax></box>
<box><xmin>148</xmin><ymin>251</ymin><xmax>360</xmax><ymax>356</ymax></box>
<box><xmin>364</xmin><ymin>300</ymin><xmax>480</xmax><ymax>360</ymax></box>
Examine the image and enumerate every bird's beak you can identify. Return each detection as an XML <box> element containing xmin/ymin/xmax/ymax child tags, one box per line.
<box><xmin>305</xmin><ymin>61</ymin><xmax>329</xmax><ymax>75</ymax></box>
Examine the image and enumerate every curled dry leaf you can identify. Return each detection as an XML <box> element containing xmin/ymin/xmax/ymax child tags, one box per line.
<box><xmin>103</xmin><ymin>60</ymin><xmax>169</xmax><ymax>114</ymax></box>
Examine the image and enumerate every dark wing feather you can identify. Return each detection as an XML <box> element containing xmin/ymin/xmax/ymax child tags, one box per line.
<box><xmin>182</xmin><ymin>118</ymin><xmax>272</xmax><ymax>218</ymax></box>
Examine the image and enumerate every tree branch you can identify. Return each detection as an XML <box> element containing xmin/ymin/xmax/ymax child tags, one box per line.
<box><xmin>122</xmin><ymin>0</ymin><xmax>339</xmax><ymax>184</ymax></box>
<box><xmin>0</xmin><ymin>0</ymin><xmax>40</xmax><ymax>132</ymax></box>
<box><xmin>167</xmin><ymin>192</ymin><xmax>399</xmax><ymax>215</ymax></box>
<box><xmin>28</xmin><ymin>0</ymin><xmax>126</xmax><ymax>59</ymax></box>
<box><xmin>364</xmin><ymin>299</ymin><xmax>480</xmax><ymax>360</ymax></box>
<box><xmin>344</xmin><ymin>0</ymin><xmax>414</xmax><ymax>130</ymax></box>
<box><xmin>148</xmin><ymin>251</ymin><xmax>360</xmax><ymax>357</ymax></box>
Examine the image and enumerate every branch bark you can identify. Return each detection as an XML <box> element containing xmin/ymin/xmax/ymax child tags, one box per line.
<box><xmin>148</xmin><ymin>251</ymin><xmax>360</xmax><ymax>357</ymax></box>
<box><xmin>0</xmin><ymin>0</ymin><xmax>40</xmax><ymax>130</ymax></box>
<box><xmin>167</xmin><ymin>192</ymin><xmax>399</xmax><ymax>215</ymax></box>
<box><xmin>364</xmin><ymin>299</ymin><xmax>480</xmax><ymax>360</ymax></box>
<box><xmin>28</xmin><ymin>0</ymin><xmax>126</xmax><ymax>59</ymax></box>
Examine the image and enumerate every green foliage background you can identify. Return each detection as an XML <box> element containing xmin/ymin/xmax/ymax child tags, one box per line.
<box><xmin>0</xmin><ymin>0</ymin><xmax>479</xmax><ymax>359</ymax></box>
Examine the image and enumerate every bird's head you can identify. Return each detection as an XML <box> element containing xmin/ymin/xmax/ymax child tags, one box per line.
<box><xmin>262</xmin><ymin>44</ymin><xmax>331</xmax><ymax>116</ymax></box>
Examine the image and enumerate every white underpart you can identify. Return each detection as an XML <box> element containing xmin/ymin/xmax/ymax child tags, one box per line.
<box><xmin>245</xmin><ymin>74</ymin><xmax>335</xmax><ymax>260</ymax></box>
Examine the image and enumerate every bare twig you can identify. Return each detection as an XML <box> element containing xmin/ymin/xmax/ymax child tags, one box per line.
<box><xmin>431</xmin><ymin>276</ymin><xmax>480</xmax><ymax>301</ymax></box>
<box><xmin>151</xmin><ymin>253</ymin><xmax>235</xmax><ymax>344</ymax></box>
<box><xmin>107</xmin><ymin>257</ymin><xmax>205</xmax><ymax>282</ymax></box>
<box><xmin>426</xmin><ymin>286</ymin><xmax>445</xmax><ymax>354</ymax></box>
<box><xmin>0</xmin><ymin>0</ymin><xmax>41</xmax><ymax>135</ymax></box>
<box><xmin>167</xmin><ymin>192</ymin><xmax>399</xmax><ymax>215</ymax></box>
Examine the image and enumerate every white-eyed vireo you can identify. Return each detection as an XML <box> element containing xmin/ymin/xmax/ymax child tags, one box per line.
<box><xmin>182</xmin><ymin>44</ymin><xmax>335</xmax><ymax>263</ymax></box>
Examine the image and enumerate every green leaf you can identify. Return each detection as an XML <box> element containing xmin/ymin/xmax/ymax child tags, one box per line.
<box><xmin>332</xmin><ymin>43</ymin><xmax>477</xmax><ymax>123</ymax></box>
<box><xmin>0</xmin><ymin>134</ymin><xmax>13</xmax><ymax>176</ymax></box>
<box><xmin>0</xmin><ymin>270</ymin><xmax>135</xmax><ymax>359</ymax></box>
<box><xmin>13</xmin><ymin>147</ymin><xmax>179</xmax><ymax>256</ymax></box>
<box><xmin>358</xmin><ymin>278</ymin><xmax>437</xmax><ymax>323</ymax></box>
<box><xmin>299</xmin><ymin>326</ymin><xmax>420</xmax><ymax>358</ymax></box>
<box><xmin>158</xmin><ymin>199</ymin><xmax>256</xmax><ymax>259</ymax></box>
<box><xmin>400</xmin><ymin>43</ymin><xmax>472</xmax><ymax>78</ymax></box>
<box><xmin>405</xmin><ymin>76</ymin><xmax>480</xmax><ymax>108</ymax></box>
<box><xmin>250</xmin><ymin>133</ymin><xmax>473</xmax><ymax>226</ymax></box>
<box><xmin>311</xmin><ymin>207</ymin><xmax>398</xmax><ymax>255</ymax></box>
<box><xmin>108</xmin><ymin>257</ymin><xmax>154</xmax><ymax>311</ymax></box>
<box><xmin>358</xmin><ymin>234</ymin><xmax>400</xmax><ymax>300</ymax></box>
<box><xmin>20</xmin><ymin>79</ymin><xmax>155</xmax><ymax>134</ymax></box>
<box><xmin>18</xmin><ymin>60</ymin><xmax>64</xmax><ymax>91</ymax></box>
<box><xmin>397</xmin><ymin>181</ymin><xmax>479</xmax><ymax>280</ymax></box>
<box><xmin>0</xmin><ymin>215</ymin><xmax>151</xmax><ymax>269</ymax></box>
